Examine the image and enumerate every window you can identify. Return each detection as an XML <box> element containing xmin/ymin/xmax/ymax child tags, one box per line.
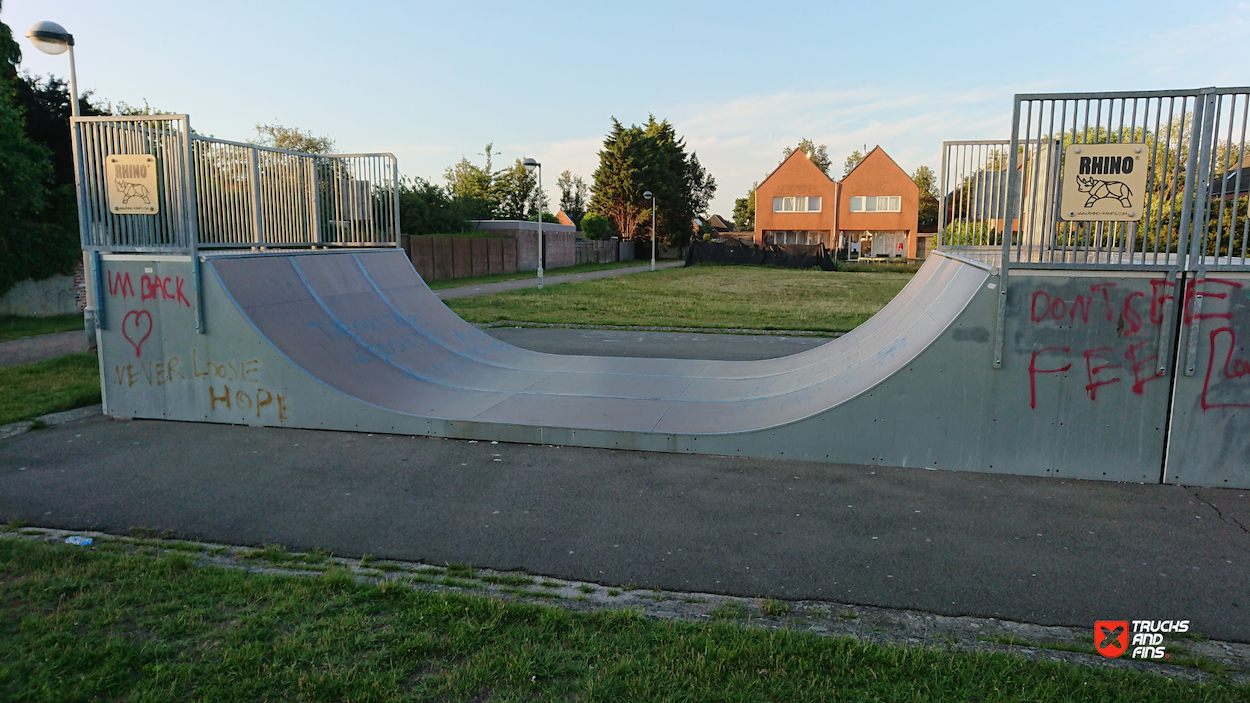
<box><xmin>772</xmin><ymin>196</ymin><xmax>822</xmax><ymax>213</ymax></box>
<box><xmin>849</xmin><ymin>196</ymin><xmax>901</xmax><ymax>213</ymax></box>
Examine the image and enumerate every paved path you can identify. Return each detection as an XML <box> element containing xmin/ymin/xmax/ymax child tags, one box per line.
<box><xmin>2</xmin><ymin>414</ymin><xmax>1246</xmax><ymax>641</ymax></box>
<box><xmin>486</xmin><ymin>327</ymin><xmax>832</xmax><ymax>360</ymax></box>
<box><xmin>435</xmin><ymin>261</ymin><xmax>684</xmax><ymax>299</ymax></box>
<box><xmin>0</xmin><ymin>330</ymin><xmax>89</xmax><ymax>367</ymax></box>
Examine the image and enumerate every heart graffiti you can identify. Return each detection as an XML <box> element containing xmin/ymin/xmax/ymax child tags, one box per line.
<box><xmin>121</xmin><ymin>309</ymin><xmax>153</xmax><ymax>358</ymax></box>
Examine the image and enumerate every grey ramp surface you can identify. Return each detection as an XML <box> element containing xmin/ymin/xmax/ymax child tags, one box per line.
<box><xmin>484</xmin><ymin>328</ymin><xmax>833</xmax><ymax>361</ymax></box>
<box><xmin>209</xmin><ymin>250</ymin><xmax>987</xmax><ymax>435</ymax></box>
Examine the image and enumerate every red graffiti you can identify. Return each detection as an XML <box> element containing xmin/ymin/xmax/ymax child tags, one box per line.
<box><xmin>140</xmin><ymin>274</ymin><xmax>191</xmax><ymax>307</ymax></box>
<box><xmin>1182</xmin><ymin>278</ymin><xmax>1242</xmax><ymax>325</ymax></box>
<box><xmin>1121</xmin><ymin>292</ymin><xmax>1145</xmax><ymax>336</ymax></box>
<box><xmin>1123</xmin><ymin>340</ymin><xmax>1163</xmax><ymax>395</ymax></box>
<box><xmin>1029</xmin><ymin>347</ymin><xmax>1072</xmax><ymax>409</ymax></box>
<box><xmin>1201</xmin><ymin>327</ymin><xmax>1250</xmax><ymax>411</ymax></box>
<box><xmin>121</xmin><ymin>310</ymin><xmax>153</xmax><ymax>357</ymax></box>
<box><xmin>1030</xmin><ymin>283</ymin><xmax>1118</xmax><ymax>326</ymax></box>
<box><xmin>108</xmin><ymin>271</ymin><xmax>135</xmax><ymax>298</ymax></box>
<box><xmin>1083</xmin><ymin>347</ymin><xmax>1122</xmax><ymax>400</ymax></box>
<box><xmin>1149</xmin><ymin>279</ymin><xmax>1175</xmax><ymax>325</ymax></box>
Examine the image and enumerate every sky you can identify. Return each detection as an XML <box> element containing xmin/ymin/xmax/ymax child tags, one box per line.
<box><xmin>5</xmin><ymin>0</ymin><xmax>1250</xmax><ymax>220</ymax></box>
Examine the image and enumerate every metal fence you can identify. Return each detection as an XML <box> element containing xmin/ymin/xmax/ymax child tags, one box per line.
<box><xmin>74</xmin><ymin>114</ymin><xmax>399</xmax><ymax>253</ymax></box>
<box><xmin>940</xmin><ymin>87</ymin><xmax>1250</xmax><ymax>273</ymax></box>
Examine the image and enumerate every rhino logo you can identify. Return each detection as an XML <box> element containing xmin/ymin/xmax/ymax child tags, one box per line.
<box><xmin>115</xmin><ymin>179</ymin><xmax>151</xmax><ymax>205</ymax></box>
<box><xmin>1076</xmin><ymin>175</ymin><xmax>1132</xmax><ymax>208</ymax></box>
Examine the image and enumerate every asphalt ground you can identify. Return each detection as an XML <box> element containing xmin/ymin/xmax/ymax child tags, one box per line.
<box><xmin>484</xmin><ymin>327</ymin><xmax>833</xmax><ymax>360</ymax></box>
<box><xmin>1</xmin><ymin>329</ymin><xmax>1248</xmax><ymax>642</ymax></box>
<box><xmin>0</xmin><ymin>330</ymin><xmax>88</xmax><ymax>367</ymax></box>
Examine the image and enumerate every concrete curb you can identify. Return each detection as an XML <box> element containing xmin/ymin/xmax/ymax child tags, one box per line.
<box><xmin>0</xmin><ymin>404</ymin><xmax>103</xmax><ymax>441</ymax></box>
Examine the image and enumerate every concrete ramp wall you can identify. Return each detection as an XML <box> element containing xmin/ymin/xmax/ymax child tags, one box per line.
<box><xmin>91</xmin><ymin>249</ymin><xmax>1250</xmax><ymax>488</ymax></box>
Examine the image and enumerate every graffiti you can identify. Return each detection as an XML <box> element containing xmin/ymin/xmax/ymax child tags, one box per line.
<box><xmin>1030</xmin><ymin>283</ymin><xmax>1117</xmax><ymax>325</ymax></box>
<box><xmin>1028</xmin><ymin>347</ymin><xmax>1072</xmax><ymax>409</ymax></box>
<box><xmin>111</xmin><ymin>355</ymin><xmax>184</xmax><ymax>387</ymax></box>
<box><xmin>1182</xmin><ymin>278</ymin><xmax>1241</xmax><ymax>325</ymax></box>
<box><xmin>107</xmin><ymin>271</ymin><xmax>191</xmax><ymax>307</ymax></box>
<box><xmin>121</xmin><ymin>310</ymin><xmax>153</xmax><ymax>357</ymax></box>
<box><xmin>140</xmin><ymin>274</ymin><xmax>191</xmax><ymax>307</ymax></box>
<box><xmin>209</xmin><ymin>384</ymin><xmax>289</xmax><ymax>420</ymax></box>
<box><xmin>192</xmin><ymin>349</ymin><xmax>259</xmax><ymax>383</ymax></box>
<box><xmin>108</xmin><ymin>271</ymin><xmax>135</xmax><ymax>298</ymax></box>
<box><xmin>1201</xmin><ymin>327</ymin><xmax>1250</xmax><ymax>410</ymax></box>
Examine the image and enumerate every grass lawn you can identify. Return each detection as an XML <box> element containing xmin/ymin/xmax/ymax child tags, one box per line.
<box><xmin>427</xmin><ymin>260</ymin><xmax>649</xmax><ymax>290</ymax></box>
<box><xmin>0</xmin><ymin>314</ymin><xmax>84</xmax><ymax>342</ymax></box>
<box><xmin>447</xmin><ymin>264</ymin><xmax>914</xmax><ymax>333</ymax></box>
<box><xmin>1</xmin><ymin>538</ymin><xmax>1242</xmax><ymax>703</ymax></box>
<box><xmin>0</xmin><ymin>353</ymin><xmax>101</xmax><ymax>425</ymax></box>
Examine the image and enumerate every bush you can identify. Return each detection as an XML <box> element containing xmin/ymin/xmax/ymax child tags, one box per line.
<box><xmin>526</xmin><ymin>212</ymin><xmax>560</xmax><ymax>224</ymax></box>
<box><xmin>581</xmin><ymin>212</ymin><xmax>610</xmax><ymax>240</ymax></box>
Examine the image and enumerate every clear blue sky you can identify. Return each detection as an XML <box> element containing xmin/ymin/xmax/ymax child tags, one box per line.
<box><xmin>6</xmin><ymin>0</ymin><xmax>1249</xmax><ymax>219</ymax></box>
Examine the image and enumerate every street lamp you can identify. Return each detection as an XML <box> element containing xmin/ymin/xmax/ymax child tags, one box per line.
<box><xmin>643</xmin><ymin>190</ymin><xmax>656</xmax><ymax>271</ymax></box>
<box><xmin>523</xmin><ymin>158</ymin><xmax>543</xmax><ymax>289</ymax></box>
<box><xmin>25</xmin><ymin>21</ymin><xmax>79</xmax><ymax>117</ymax></box>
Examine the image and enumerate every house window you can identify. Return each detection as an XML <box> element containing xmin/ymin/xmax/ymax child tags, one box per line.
<box><xmin>849</xmin><ymin>196</ymin><xmax>901</xmax><ymax>213</ymax></box>
<box><xmin>772</xmin><ymin>196</ymin><xmax>822</xmax><ymax>213</ymax></box>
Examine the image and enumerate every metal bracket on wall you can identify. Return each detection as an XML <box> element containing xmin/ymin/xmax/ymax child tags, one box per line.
<box><xmin>194</xmin><ymin>256</ymin><xmax>206</xmax><ymax>334</ymax></box>
<box><xmin>91</xmin><ymin>250</ymin><xmax>105</xmax><ymax>330</ymax></box>
<box><xmin>992</xmin><ymin>267</ymin><xmax>1006</xmax><ymax>369</ymax></box>
<box><xmin>1183</xmin><ymin>273</ymin><xmax>1204</xmax><ymax>376</ymax></box>
<box><xmin>1154</xmin><ymin>270</ymin><xmax>1177</xmax><ymax>377</ymax></box>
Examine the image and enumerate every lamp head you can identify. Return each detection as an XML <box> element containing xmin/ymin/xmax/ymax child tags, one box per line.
<box><xmin>643</xmin><ymin>190</ymin><xmax>653</xmax><ymax>200</ymax></box>
<box><xmin>522</xmin><ymin>158</ymin><xmax>539</xmax><ymax>173</ymax></box>
<box><xmin>25</xmin><ymin>21</ymin><xmax>73</xmax><ymax>55</ymax></box>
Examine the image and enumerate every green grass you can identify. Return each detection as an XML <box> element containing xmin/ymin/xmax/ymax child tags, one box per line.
<box><xmin>447</xmin><ymin>264</ymin><xmax>914</xmax><ymax>333</ymax></box>
<box><xmin>0</xmin><ymin>352</ymin><xmax>101</xmax><ymax>425</ymax></box>
<box><xmin>426</xmin><ymin>260</ymin><xmax>649</xmax><ymax>290</ymax></box>
<box><xmin>0</xmin><ymin>314</ymin><xmax>84</xmax><ymax>342</ymax></box>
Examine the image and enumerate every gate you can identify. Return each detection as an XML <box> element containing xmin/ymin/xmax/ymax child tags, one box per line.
<box><xmin>942</xmin><ymin>87</ymin><xmax>1250</xmax><ymax>487</ymax></box>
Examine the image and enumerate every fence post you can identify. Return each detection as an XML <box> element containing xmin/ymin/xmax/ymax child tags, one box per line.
<box><xmin>248</xmin><ymin>145</ymin><xmax>263</xmax><ymax>247</ymax></box>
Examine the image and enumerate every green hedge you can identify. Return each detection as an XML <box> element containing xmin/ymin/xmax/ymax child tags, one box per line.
<box><xmin>0</xmin><ymin>184</ymin><xmax>81</xmax><ymax>298</ymax></box>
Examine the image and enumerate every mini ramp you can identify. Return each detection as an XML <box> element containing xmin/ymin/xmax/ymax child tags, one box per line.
<box><xmin>95</xmin><ymin>247</ymin><xmax>1250</xmax><ymax>487</ymax></box>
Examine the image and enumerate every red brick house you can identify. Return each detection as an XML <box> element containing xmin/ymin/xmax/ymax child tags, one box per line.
<box><xmin>754</xmin><ymin>146</ymin><xmax>926</xmax><ymax>259</ymax></box>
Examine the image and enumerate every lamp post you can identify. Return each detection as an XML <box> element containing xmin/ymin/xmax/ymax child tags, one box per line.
<box><xmin>523</xmin><ymin>158</ymin><xmax>543</xmax><ymax>289</ymax></box>
<box><xmin>643</xmin><ymin>190</ymin><xmax>656</xmax><ymax>271</ymax></box>
<box><xmin>26</xmin><ymin>20</ymin><xmax>93</xmax><ymax>344</ymax></box>
<box><xmin>25</xmin><ymin>21</ymin><xmax>79</xmax><ymax>117</ymax></box>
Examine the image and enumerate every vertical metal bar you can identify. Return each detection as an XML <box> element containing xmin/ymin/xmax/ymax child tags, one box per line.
<box><xmin>994</xmin><ymin>97</ymin><xmax>1025</xmax><ymax>370</ymax></box>
<box><xmin>1182</xmin><ymin>92</ymin><xmax>1217</xmax><ymax>376</ymax></box>
<box><xmin>248</xmin><ymin>146</ymin><xmax>263</xmax><ymax>246</ymax></box>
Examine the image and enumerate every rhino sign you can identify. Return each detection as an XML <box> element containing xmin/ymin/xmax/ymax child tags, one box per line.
<box><xmin>1076</xmin><ymin>175</ymin><xmax>1132</xmax><ymax>208</ymax></box>
<box><xmin>115</xmin><ymin>179</ymin><xmax>151</xmax><ymax>205</ymax></box>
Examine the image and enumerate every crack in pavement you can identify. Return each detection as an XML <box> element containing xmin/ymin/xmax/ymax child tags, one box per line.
<box><xmin>1189</xmin><ymin>488</ymin><xmax>1250</xmax><ymax>536</ymax></box>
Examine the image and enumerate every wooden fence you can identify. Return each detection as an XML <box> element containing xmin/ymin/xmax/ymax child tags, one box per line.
<box><xmin>400</xmin><ymin>235</ymin><xmax>517</xmax><ymax>282</ymax></box>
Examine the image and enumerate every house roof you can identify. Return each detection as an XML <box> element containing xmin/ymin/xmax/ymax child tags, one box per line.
<box><xmin>757</xmin><ymin>147</ymin><xmax>837</xmax><ymax>190</ymax></box>
<box><xmin>842</xmin><ymin>145</ymin><xmax>908</xmax><ymax>182</ymax></box>
<box><xmin>707</xmin><ymin>214</ymin><xmax>733</xmax><ymax>231</ymax></box>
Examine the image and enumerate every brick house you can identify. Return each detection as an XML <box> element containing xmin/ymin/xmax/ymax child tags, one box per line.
<box><xmin>754</xmin><ymin>146</ymin><xmax>927</xmax><ymax>259</ymax></box>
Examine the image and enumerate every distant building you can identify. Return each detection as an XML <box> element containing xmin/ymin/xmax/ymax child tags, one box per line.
<box><xmin>753</xmin><ymin>146</ymin><xmax>928</xmax><ymax>259</ymax></box>
<box><xmin>706</xmin><ymin>214</ymin><xmax>734</xmax><ymax>234</ymax></box>
<box><xmin>556</xmin><ymin>209</ymin><xmax>576</xmax><ymax>227</ymax></box>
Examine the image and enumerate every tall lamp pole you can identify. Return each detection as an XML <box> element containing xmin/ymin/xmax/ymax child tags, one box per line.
<box><xmin>643</xmin><ymin>190</ymin><xmax>656</xmax><ymax>271</ymax></box>
<box><xmin>523</xmin><ymin>158</ymin><xmax>543</xmax><ymax>289</ymax></box>
<box><xmin>26</xmin><ymin>20</ymin><xmax>92</xmax><ymax>343</ymax></box>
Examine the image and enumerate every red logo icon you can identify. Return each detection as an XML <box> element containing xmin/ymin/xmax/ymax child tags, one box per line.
<box><xmin>1095</xmin><ymin>620</ymin><xmax>1129</xmax><ymax>658</ymax></box>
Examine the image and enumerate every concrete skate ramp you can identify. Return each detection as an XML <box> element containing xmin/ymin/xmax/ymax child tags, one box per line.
<box><xmin>208</xmin><ymin>249</ymin><xmax>987</xmax><ymax>435</ymax></box>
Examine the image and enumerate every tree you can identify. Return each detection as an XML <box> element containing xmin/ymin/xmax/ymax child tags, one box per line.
<box><xmin>254</xmin><ymin>123</ymin><xmax>334</xmax><ymax>153</ymax></box>
<box><xmin>396</xmin><ymin>176</ymin><xmax>479</xmax><ymax>234</ymax></box>
<box><xmin>590</xmin><ymin>115</ymin><xmax>715</xmax><ymax>250</ymax></box>
<box><xmin>912</xmin><ymin>165</ymin><xmax>939</xmax><ymax>229</ymax></box>
<box><xmin>492</xmin><ymin>158</ymin><xmax>538</xmax><ymax>220</ymax></box>
<box><xmin>580</xmin><ymin>212</ymin><xmax>610</xmax><ymax>240</ymax></box>
<box><xmin>557</xmin><ymin>170</ymin><xmax>588</xmax><ymax>226</ymax></box>
<box><xmin>13</xmin><ymin>75</ymin><xmax>110</xmax><ymax>186</ymax></box>
<box><xmin>782</xmin><ymin>139</ymin><xmax>831</xmax><ymax>175</ymax></box>
<box><xmin>732</xmin><ymin>183</ymin><xmax>757</xmax><ymax>232</ymax></box>
<box><xmin>843</xmin><ymin>148</ymin><xmax>868</xmax><ymax>177</ymax></box>
<box><xmin>590</xmin><ymin>119</ymin><xmax>647</xmax><ymax>240</ymax></box>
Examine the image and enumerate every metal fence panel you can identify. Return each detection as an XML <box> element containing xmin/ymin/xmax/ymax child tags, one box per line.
<box><xmin>73</xmin><ymin>116</ymin><xmax>398</xmax><ymax>252</ymax></box>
